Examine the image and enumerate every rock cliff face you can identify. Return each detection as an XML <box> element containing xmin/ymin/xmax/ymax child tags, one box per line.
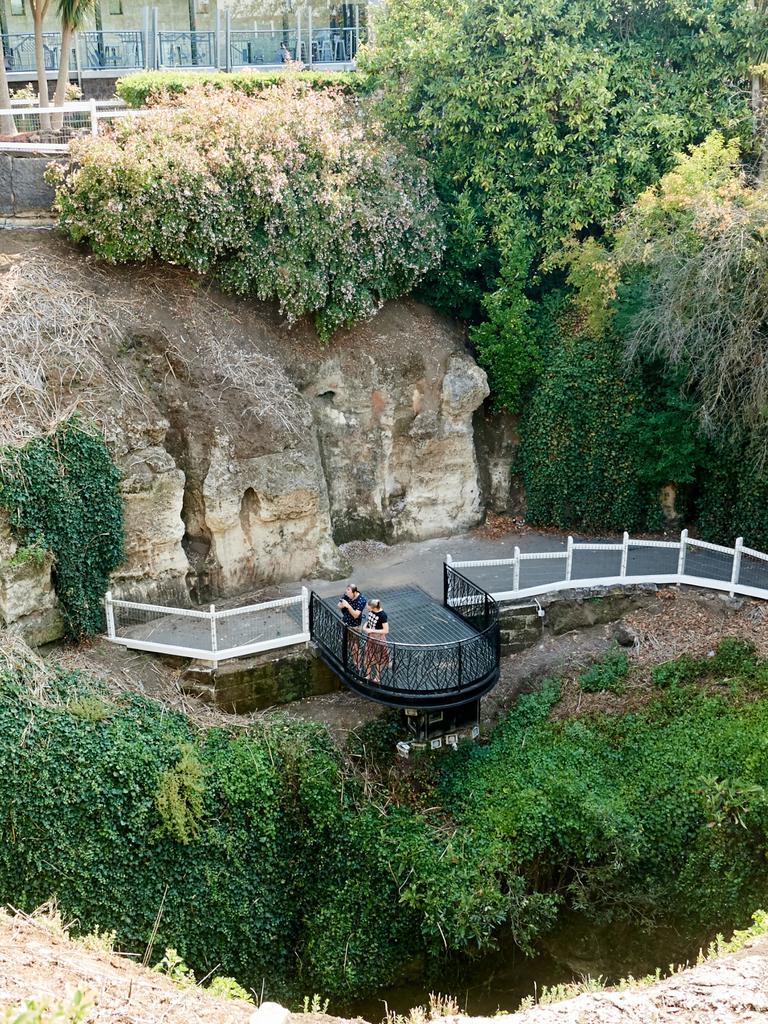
<box><xmin>0</xmin><ymin>234</ymin><xmax>490</xmax><ymax>641</ymax></box>
<box><xmin>286</xmin><ymin>302</ymin><xmax>489</xmax><ymax>543</ymax></box>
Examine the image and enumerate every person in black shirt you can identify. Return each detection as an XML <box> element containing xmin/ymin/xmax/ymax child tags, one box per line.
<box><xmin>338</xmin><ymin>584</ymin><xmax>366</xmax><ymax>667</ymax></box>
<box><xmin>362</xmin><ymin>598</ymin><xmax>390</xmax><ymax>683</ymax></box>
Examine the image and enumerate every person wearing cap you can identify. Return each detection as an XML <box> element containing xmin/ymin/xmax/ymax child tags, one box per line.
<box><xmin>338</xmin><ymin>584</ymin><xmax>366</xmax><ymax>667</ymax></box>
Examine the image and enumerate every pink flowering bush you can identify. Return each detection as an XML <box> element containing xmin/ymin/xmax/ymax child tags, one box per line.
<box><xmin>48</xmin><ymin>84</ymin><xmax>444</xmax><ymax>338</ymax></box>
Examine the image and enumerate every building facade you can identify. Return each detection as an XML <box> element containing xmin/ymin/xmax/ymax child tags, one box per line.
<box><xmin>2</xmin><ymin>0</ymin><xmax>369</xmax><ymax>83</ymax></box>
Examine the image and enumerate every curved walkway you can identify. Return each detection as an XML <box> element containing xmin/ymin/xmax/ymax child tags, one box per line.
<box><xmin>450</xmin><ymin>531</ymin><xmax>768</xmax><ymax>604</ymax></box>
<box><xmin>105</xmin><ymin>530</ymin><xmax>768</xmax><ymax>666</ymax></box>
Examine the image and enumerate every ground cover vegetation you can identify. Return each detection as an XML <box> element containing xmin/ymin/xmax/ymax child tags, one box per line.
<box><xmin>0</xmin><ymin>420</ymin><xmax>123</xmax><ymax>638</ymax></box>
<box><xmin>49</xmin><ymin>82</ymin><xmax>444</xmax><ymax>340</ymax></box>
<box><xmin>364</xmin><ymin>0</ymin><xmax>768</xmax><ymax>542</ymax></box>
<box><xmin>4</xmin><ymin>637</ymin><xmax>768</xmax><ymax>1003</ymax></box>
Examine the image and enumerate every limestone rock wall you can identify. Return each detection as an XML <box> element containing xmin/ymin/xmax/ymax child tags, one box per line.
<box><xmin>0</xmin><ymin>238</ymin><xmax>490</xmax><ymax>642</ymax></box>
<box><xmin>288</xmin><ymin>302</ymin><xmax>490</xmax><ymax>543</ymax></box>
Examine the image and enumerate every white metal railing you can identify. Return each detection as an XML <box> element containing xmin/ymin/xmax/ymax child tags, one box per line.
<box><xmin>105</xmin><ymin>586</ymin><xmax>310</xmax><ymax>664</ymax></box>
<box><xmin>0</xmin><ymin>99</ymin><xmax>150</xmax><ymax>153</ymax></box>
<box><xmin>448</xmin><ymin>531</ymin><xmax>768</xmax><ymax>604</ymax></box>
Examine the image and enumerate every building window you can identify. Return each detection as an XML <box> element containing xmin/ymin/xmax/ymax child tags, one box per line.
<box><xmin>10</xmin><ymin>0</ymin><xmax>25</xmax><ymax>16</ymax></box>
<box><xmin>108</xmin><ymin>0</ymin><xmax>123</xmax><ymax>14</ymax></box>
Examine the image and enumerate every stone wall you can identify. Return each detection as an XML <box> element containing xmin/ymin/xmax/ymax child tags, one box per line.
<box><xmin>182</xmin><ymin>646</ymin><xmax>340</xmax><ymax>713</ymax></box>
<box><xmin>288</xmin><ymin>302</ymin><xmax>490</xmax><ymax>544</ymax></box>
<box><xmin>498</xmin><ymin>585</ymin><xmax>658</xmax><ymax>654</ymax></box>
<box><xmin>0</xmin><ymin>155</ymin><xmax>55</xmax><ymax>218</ymax></box>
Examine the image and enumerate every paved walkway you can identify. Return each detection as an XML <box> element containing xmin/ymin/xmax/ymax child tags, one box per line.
<box><xmin>300</xmin><ymin>530</ymin><xmax>566</xmax><ymax>601</ymax></box>
<box><xmin>110</xmin><ymin>528</ymin><xmax>768</xmax><ymax>661</ymax></box>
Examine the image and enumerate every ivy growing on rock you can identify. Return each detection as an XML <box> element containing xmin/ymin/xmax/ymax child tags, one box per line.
<box><xmin>0</xmin><ymin>421</ymin><xmax>124</xmax><ymax>638</ymax></box>
<box><xmin>4</xmin><ymin>644</ymin><xmax>768</xmax><ymax>1001</ymax></box>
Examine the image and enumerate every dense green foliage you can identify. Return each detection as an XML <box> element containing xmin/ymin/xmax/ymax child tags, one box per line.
<box><xmin>0</xmin><ymin>422</ymin><xmax>123</xmax><ymax>638</ymax></box>
<box><xmin>364</xmin><ymin>0</ymin><xmax>758</xmax><ymax>319</ymax></box>
<box><xmin>518</xmin><ymin>332</ymin><xmax>702</xmax><ymax>531</ymax></box>
<box><xmin>115</xmin><ymin>69</ymin><xmax>369</xmax><ymax>108</ymax></box>
<box><xmin>4</xmin><ymin>639</ymin><xmax>768</xmax><ymax>1000</ymax></box>
<box><xmin>49</xmin><ymin>83</ymin><xmax>443</xmax><ymax>340</ymax></box>
<box><xmin>440</xmin><ymin>659</ymin><xmax>768</xmax><ymax>929</ymax></box>
<box><xmin>578</xmin><ymin>644</ymin><xmax>628</xmax><ymax>694</ymax></box>
<box><xmin>696</xmin><ymin>433</ymin><xmax>768</xmax><ymax>551</ymax></box>
<box><xmin>541</xmin><ymin>133</ymin><xmax>768</xmax><ymax>543</ymax></box>
<box><xmin>363</xmin><ymin>1</ymin><xmax>766</xmax><ymax>536</ymax></box>
<box><xmin>611</xmin><ymin>133</ymin><xmax>768</xmax><ymax>447</ymax></box>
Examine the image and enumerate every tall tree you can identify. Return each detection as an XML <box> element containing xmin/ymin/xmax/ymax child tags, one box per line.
<box><xmin>52</xmin><ymin>0</ymin><xmax>92</xmax><ymax>126</ymax></box>
<box><xmin>752</xmin><ymin>0</ymin><xmax>768</xmax><ymax>178</ymax></box>
<box><xmin>29</xmin><ymin>0</ymin><xmax>53</xmax><ymax>128</ymax></box>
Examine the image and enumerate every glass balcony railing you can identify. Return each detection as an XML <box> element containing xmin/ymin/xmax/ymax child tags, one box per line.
<box><xmin>229</xmin><ymin>25</ymin><xmax>366</xmax><ymax>68</ymax></box>
<box><xmin>310</xmin><ymin>26</ymin><xmax>365</xmax><ymax>64</ymax></box>
<box><xmin>229</xmin><ymin>29</ymin><xmax>297</xmax><ymax>67</ymax></box>
<box><xmin>2</xmin><ymin>24</ymin><xmax>366</xmax><ymax>76</ymax></box>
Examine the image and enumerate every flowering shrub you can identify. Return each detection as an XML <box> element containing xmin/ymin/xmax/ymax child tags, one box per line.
<box><xmin>49</xmin><ymin>84</ymin><xmax>444</xmax><ymax>339</ymax></box>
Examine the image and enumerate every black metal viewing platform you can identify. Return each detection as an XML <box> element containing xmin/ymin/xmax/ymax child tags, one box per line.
<box><xmin>309</xmin><ymin>565</ymin><xmax>500</xmax><ymax>710</ymax></box>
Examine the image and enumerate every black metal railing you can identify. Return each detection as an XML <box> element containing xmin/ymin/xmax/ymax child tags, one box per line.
<box><xmin>81</xmin><ymin>31</ymin><xmax>144</xmax><ymax>70</ymax></box>
<box><xmin>309</xmin><ymin>575</ymin><xmax>499</xmax><ymax>709</ymax></box>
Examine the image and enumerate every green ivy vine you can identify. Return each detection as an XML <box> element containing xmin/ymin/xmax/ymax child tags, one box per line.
<box><xmin>0</xmin><ymin>420</ymin><xmax>124</xmax><ymax>638</ymax></box>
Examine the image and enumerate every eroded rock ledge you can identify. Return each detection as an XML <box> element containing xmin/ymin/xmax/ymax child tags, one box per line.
<box><xmin>0</xmin><ymin>234</ymin><xmax>489</xmax><ymax>640</ymax></box>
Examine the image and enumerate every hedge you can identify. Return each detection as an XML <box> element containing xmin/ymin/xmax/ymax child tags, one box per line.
<box><xmin>115</xmin><ymin>69</ymin><xmax>370</xmax><ymax>107</ymax></box>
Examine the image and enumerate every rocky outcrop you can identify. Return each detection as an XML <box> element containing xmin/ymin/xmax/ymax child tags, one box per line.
<box><xmin>0</xmin><ymin>512</ymin><xmax>64</xmax><ymax>645</ymax></box>
<box><xmin>0</xmin><ymin>235</ymin><xmax>490</xmax><ymax>641</ymax></box>
<box><xmin>288</xmin><ymin>302</ymin><xmax>489</xmax><ymax>543</ymax></box>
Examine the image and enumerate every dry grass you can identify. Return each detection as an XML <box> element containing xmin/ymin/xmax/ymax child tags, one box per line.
<box><xmin>0</xmin><ymin>253</ymin><xmax>150</xmax><ymax>448</ymax></box>
<box><xmin>0</xmin><ymin>905</ymin><xmax>256</xmax><ymax>1024</ymax></box>
<box><xmin>0</xmin><ymin>249</ymin><xmax>305</xmax><ymax>449</ymax></box>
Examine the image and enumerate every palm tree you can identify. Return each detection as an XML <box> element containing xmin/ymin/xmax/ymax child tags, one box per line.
<box><xmin>26</xmin><ymin>0</ymin><xmax>54</xmax><ymax>129</ymax></box>
<box><xmin>51</xmin><ymin>0</ymin><xmax>92</xmax><ymax>128</ymax></box>
<box><xmin>0</xmin><ymin>33</ymin><xmax>16</xmax><ymax>136</ymax></box>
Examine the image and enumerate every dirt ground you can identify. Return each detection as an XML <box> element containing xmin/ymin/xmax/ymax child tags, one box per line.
<box><xmin>0</xmin><ymin>907</ymin><xmax>367</xmax><ymax>1024</ymax></box>
<box><xmin>3</xmin><ymin>904</ymin><xmax>768</xmax><ymax>1024</ymax></box>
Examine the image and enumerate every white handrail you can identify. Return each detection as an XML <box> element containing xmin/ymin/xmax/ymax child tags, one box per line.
<box><xmin>104</xmin><ymin>588</ymin><xmax>311</xmax><ymax>665</ymax></box>
<box><xmin>450</xmin><ymin>531</ymin><xmax>768</xmax><ymax>605</ymax></box>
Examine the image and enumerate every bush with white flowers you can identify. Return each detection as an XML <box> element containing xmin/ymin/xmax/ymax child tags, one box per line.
<box><xmin>49</xmin><ymin>83</ymin><xmax>444</xmax><ymax>339</ymax></box>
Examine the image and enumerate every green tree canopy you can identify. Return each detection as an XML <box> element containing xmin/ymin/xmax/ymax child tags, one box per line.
<box><xmin>363</xmin><ymin>0</ymin><xmax>760</xmax><ymax>321</ymax></box>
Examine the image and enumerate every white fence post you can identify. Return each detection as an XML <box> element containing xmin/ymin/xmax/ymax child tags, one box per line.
<box><xmin>513</xmin><ymin>546</ymin><xmax>521</xmax><ymax>591</ymax></box>
<box><xmin>730</xmin><ymin>537</ymin><xmax>743</xmax><ymax>597</ymax></box>
<box><xmin>446</xmin><ymin>553</ymin><xmax>453</xmax><ymax>565</ymax></box>
<box><xmin>620</xmin><ymin>531</ymin><xmax>629</xmax><ymax>579</ymax></box>
<box><xmin>89</xmin><ymin>97</ymin><xmax>98</xmax><ymax>135</ymax></box>
<box><xmin>209</xmin><ymin>604</ymin><xmax>218</xmax><ymax>663</ymax></box>
<box><xmin>105</xmin><ymin>590</ymin><xmax>116</xmax><ymax>639</ymax></box>
<box><xmin>301</xmin><ymin>585</ymin><xmax>310</xmax><ymax>635</ymax></box>
<box><xmin>677</xmin><ymin>529</ymin><xmax>688</xmax><ymax>577</ymax></box>
<box><xmin>565</xmin><ymin>536</ymin><xmax>574</xmax><ymax>582</ymax></box>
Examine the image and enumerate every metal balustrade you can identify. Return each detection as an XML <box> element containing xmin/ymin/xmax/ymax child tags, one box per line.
<box><xmin>80</xmin><ymin>31</ymin><xmax>145</xmax><ymax>70</ymax></box>
<box><xmin>3</xmin><ymin>32</ymin><xmax>62</xmax><ymax>72</ymax></box>
<box><xmin>449</xmin><ymin>531</ymin><xmax>768</xmax><ymax>603</ymax></box>
<box><xmin>309</xmin><ymin>570</ymin><xmax>500</xmax><ymax>710</ymax></box>
<box><xmin>105</xmin><ymin>588</ymin><xmax>310</xmax><ymax>664</ymax></box>
<box><xmin>157</xmin><ymin>30</ymin><xmax>215</xmax><ymax>67</ymax></box>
